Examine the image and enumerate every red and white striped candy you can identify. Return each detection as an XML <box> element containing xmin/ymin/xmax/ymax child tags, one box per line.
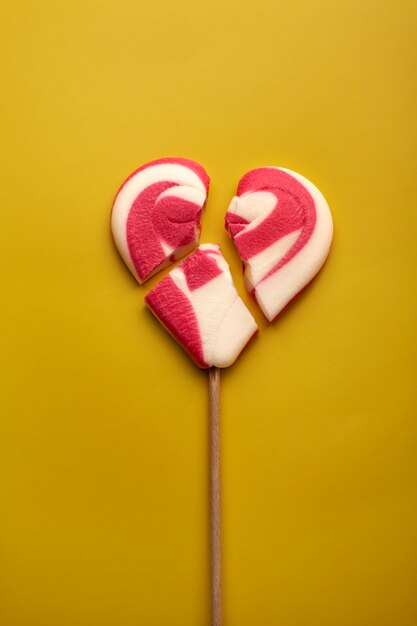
<box><xmin>145</xmin><ymin>244</ymin><xmax>258</xmax><ymax>368</ymax></box>
<box><xmin>225</xmin><ymin>167</ymin><xmax>333</xmax><ymax>321</ymax></box>
<box><xmin>111</xmin><ymin>158</ymin><xmax>210</xmax><ymax>283</ymax></box>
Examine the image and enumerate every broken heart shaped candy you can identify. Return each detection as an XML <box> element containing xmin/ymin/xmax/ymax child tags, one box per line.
<box><xmin>145</xmin><ymin>244</ymin><xmax>258</xmax><ymax>368</ymax></box>
<box><xmin>111</xmin><ymin>159</ymin><xmax>333</xmax><ymax>366</ymax></box>
<box><xmin>111</xmin><ymin>158</ymin><xmax>210</xmax><ymax>283</ymax></box>
<box><xmin>225</xmin><ymin>167</ymin><xmax>333</xmax><ymax>321</ymax></box>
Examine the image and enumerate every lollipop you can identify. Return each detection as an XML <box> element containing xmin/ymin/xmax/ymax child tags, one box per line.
<box><xmin>225</xmin><ymin>167</ymin><xmax>333</xmax><ymax>320</ymax></box>
<box><xmin>111</xmin><ymin>160</ymin><xmax>333</xmax><ymax>626</ymax></box>
<box><xmin>111</xmin><ymin>157</ymin><xmax>210</xmax><ymax>283</ymax></box>
<box><xmin>145</xmin><ymin>244</ymin><xmax>258</xmax><ymax>368</ymax></box>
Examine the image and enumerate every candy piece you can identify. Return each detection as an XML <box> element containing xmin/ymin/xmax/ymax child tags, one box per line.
<box><xmin>225</xmin><ymin>167</ymin><xmax>333</xmax><ymax>321</ymax></box>
<box><xmin>111</xmin><ymin>158</ymin><xmax>210</xmax><ymax>283</ymax></box>
<box><xmin>145</xmin><ymin>244</ymin><xmax>258</xmax><ymax>368</ymax></box>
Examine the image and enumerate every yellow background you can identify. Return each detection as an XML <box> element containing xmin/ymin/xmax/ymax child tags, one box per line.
<box><xmin>1</xmin><ymin>0</ymin><xmax>416</xmax><ymax>624</ymax></box>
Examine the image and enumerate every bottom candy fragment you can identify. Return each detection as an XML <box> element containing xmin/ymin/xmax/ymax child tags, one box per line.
<box><xmin>145</xmin><ymin>244</ymin><xmax>258</xmax><ymax>368</ymax></box>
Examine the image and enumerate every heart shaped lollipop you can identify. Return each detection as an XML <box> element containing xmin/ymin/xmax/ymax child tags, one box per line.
<box><xmin>110</xmin><ymin>158</ymin><xmax>333</xmax><ymax>626</ymax></box>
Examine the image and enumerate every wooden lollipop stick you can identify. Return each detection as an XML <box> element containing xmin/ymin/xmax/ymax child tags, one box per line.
<box><xmin>209</xmin><ymin>366</ymin><xmax>221</xmax><ymax>626</ymax></box>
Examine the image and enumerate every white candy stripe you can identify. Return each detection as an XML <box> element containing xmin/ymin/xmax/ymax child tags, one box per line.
<box><xmin>160</xmin><ymin>240</ymin><xmax>174</xmax><ymax>256</ymax></box>
<box><xmin>245</xmin><ymin>229</ymin><xmax>301</xmax><ymax>287</ymax></box>
<box><xmin>157</xmin><ymin>184</ymin><xmax>206</xmax><ymax>208</ymax></box>
<box><xmin>232</xmin><ymin>191</ymin><xmax>277</xmax><ymax>236</ymax></box>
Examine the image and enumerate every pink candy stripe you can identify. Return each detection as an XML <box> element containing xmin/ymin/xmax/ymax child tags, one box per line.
<box><xmin>126</xmin><ymin>181</ymin><xmax>173</xmax><ymax>280</ymax></box>
<box><xmin>181</xmin><ymin>248</ymin><xmax>222</xmax><ymax>291</ymax></box>
<box><xmin>152</xmin><ymin>194</ymin><xmax>202</xmax><ymax>249</ymax></box>
<box><xmin>224</xmin><ymin>212</ymin><xmax>249</xmax><ymax>237</ymax></box>
<box><xmin>145</xmin><ymin>276</ymin><xmax>207</xmax><ymax>368</ymax></box>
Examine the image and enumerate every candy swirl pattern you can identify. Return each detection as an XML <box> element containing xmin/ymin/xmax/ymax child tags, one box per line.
<box><xmin>111</xmin><ymin>158</ymin><xmax>210</xmax><ymax>283</ymax></box>
<box><xmin>225</xmin><ymin>167</ymin><xmax>333</xmax><ymax>321</ymax></box>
